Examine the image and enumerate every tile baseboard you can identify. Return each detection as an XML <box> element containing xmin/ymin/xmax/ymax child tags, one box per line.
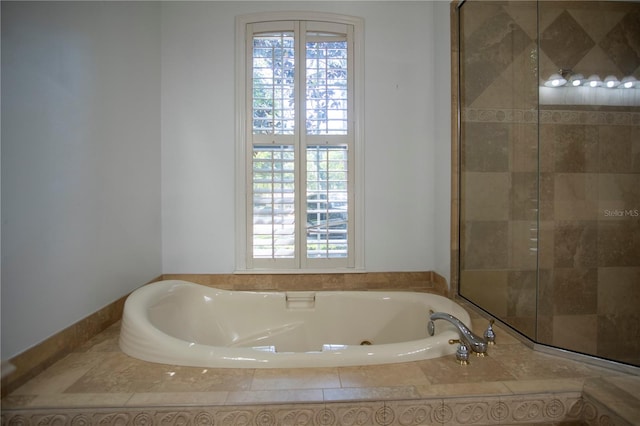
<box><xmin>1</xmin><ymin>292</ymin><xmax>130</xmax><ymax>398</ymax></box>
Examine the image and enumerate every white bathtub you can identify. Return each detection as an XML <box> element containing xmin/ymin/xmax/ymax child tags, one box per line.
<box><xmin>119</xmin><ymin>280</ymin><xmax>471</xmax><ymax>368</ymax></box>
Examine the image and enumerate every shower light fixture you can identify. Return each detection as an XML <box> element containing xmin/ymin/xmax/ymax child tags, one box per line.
<box><xmin>604</xmin><ymin>75</ymin><xmax>620</xmax><ymax>88</ymax></box>
<box><xmin>544</xmin><ymin>72</ymin><xmax>567</xmax><ymax>87</ymax></box>
<box><xmin>585</xmin><ymin>74</ymin><xmax>602</xmax><ymax>88</ymax></box>
<box><xmin>543</xmin><ymin>70</ymin><xmax>638</xmax><ymax>89</ymax></box>
<box><xmin>544</xmin><ymin>69</ymin><xmax>572</xmax><ymax>87</ymax></box>
<box><xmin>568</xmin><ymin>73</ymin><xmax>584</xmax><ymax>87</ymax></box>
<box><xmin>620</xmin><ymin>76</ymin><xmax>638</xmax><ymax>89</ymax></box>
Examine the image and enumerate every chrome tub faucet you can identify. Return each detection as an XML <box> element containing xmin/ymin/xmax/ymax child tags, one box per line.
<box><xmin>429</xmin><ymin>312</ymin><xmax>489</xmax><ymax>357</ymax></box>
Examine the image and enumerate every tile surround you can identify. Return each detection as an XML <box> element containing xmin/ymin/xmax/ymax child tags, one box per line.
<box><xmin>541</xmin><ymin>10</ymin><xmax>596</xmax><ymax>71</ymax></box>
<box><xmin>460</xmin><ymin>5</ymin><xmax>533</xmax><ymax>106</ymax></box>
<box><xmin>456</xmin><ymin>0</ymin><xmax>640</xmax><ymax>367</ymax></box>
<box><xmin>3</xmin><ymin>307</ymin><xmax>640</xmax><ymax>425</ymax></box>
<box><xmin>161</xmin><ymin>272</ymin><xmax>449</xmax><ymax>294</ymax></box>
<box><xmin>598</xmin><ymin>8</ymin><xmax>640</xmax><ymax>75</ymax></box>
<box><xmin>1</xmin><ymin>272</ymin><xmax>448</xmax><ymax>399</ymax></box>
<box><xmin>2</xmin><ymin>269</ymin><xmax>638</xmax><ymax>425</ymax></box>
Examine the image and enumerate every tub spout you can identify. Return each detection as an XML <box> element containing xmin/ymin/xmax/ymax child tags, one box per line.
<box><xmin>430</xmin><ymin>312</ymin><xmax>488</xmax><ymax>356</ymax></box>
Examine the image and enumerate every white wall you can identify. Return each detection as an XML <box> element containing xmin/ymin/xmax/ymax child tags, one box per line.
<box><xmin>161</xmin><ymin>1</ymin><xmax>451</xmax><ymax>275</ymax></box>
<box><xmin>1</xmin><ymin>2</ymin><xmax>162</xmax><ymax>359</ymax></box>
<box><xmin>161</xmin><ymin>2</ymin><xmax>238</xmax><ymax>273</ymax></box>
<box><xmin>1</xmin><ymin>1</ymin><xmax>452</xmax><ymax>359</ymax></box>
<box><xmin>433</xmin><ymin>1</ymin><xmax>452</xmax><ymax>283</ymax></box>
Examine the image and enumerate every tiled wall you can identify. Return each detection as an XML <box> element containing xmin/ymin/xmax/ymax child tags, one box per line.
<box><xmin>456</xmin><ymin>0</ymin><xmax>640</xmax><ymax>367</ymax></box>
<box><xmin>160</xmin><ymin>271</ymin><xmax>448</xmax><ymax>294</ymax></box>
<box><xmin>537</xmin><ymin>107</ymin><xmax>640</xmax><ymax>364</ymax></box>
<box><xmin>536</xmin><ymin>0</ymin><xmax>640</xmax><ymax>367</ymax></box>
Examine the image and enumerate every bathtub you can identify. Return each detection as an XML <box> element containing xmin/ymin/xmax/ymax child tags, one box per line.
<box><xmin>119</xmin><ymin>280</ymin><xmax>471</xmax><ymax>368</ymax></box>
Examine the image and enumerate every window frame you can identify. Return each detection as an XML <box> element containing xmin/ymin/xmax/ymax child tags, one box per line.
<box><xmin>235</xmin><ymin>11</ymin><xmax>365</xmax><ymax>273</ymax></box>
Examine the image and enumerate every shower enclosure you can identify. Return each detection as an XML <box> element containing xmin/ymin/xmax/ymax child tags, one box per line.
<box><xmin>454</xmin><ymin>0</ymin><xmax>640</xmax><ymax>367</ymax></box>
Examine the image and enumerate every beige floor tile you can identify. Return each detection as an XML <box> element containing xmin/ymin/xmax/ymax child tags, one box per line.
<box><xmin>64</xmin><ymin>352</ymin><xmax>254</xmax><ymax>393</ymax></box>
<box><xmin>0</xmin><ymin>394</ymin><xmax>38</xmax><ymax>409</ymax></box>
<box><xmin>62</xmin><ymin>352</ymin><xmax>173</xmax><ymax>393</ymax></box>
<box><xmin>603</xmin><ymin>375</ymin><xmax>640</xmax><ymax>395</ymax></box>
<box><xmin>415</xmin><ymin>381</ymin><xmax>511</xmax><ymax>398</ymax></box>
<box><xmin>11</xmin><ymin>352</ymin><xmax>105</xmax><ymax>395</ymax></box>
<box><xmin>338</xmin><ymin>362</ymin><xmax>429</xmax><ymax>388</ymax></box>
<box><xmin>323</xmin><ymin>385</ymin><xmax>421</xmax><ymax>402</ymax></box>
<box><xmin>226</xmin><ymin>389</ymin><xmax>323</xmax><ymax>404</ymax></box>
<box><xmin>503</xmin><ymin>378</ymin><xmax>586</xmax><ymax>394</ymax></box>
<box><xmin>251</xmin><ymin>368</ymin><xmax>340</xmax><ymax>390</ymax></box>
<box><xmin>30</xmin><ymin>392</ymin><xmax>133</xmax><ymax>408</ymax></box>
<box><xmin>153</xmin><ymin>367</ymin><xmax>255</xmax><ymax>393</ymax></box>
<box><xmin>491</xmin><ymin>344</ymin><xmax>612</xmax><ymax>380</ymax></box>
<box><xmin>418</xmin><ymin>354</ymin><xmax>517</xmax><ymax>385</ymax></box>
<box><xmin>126</xmin><ymin>391</ymin><xmax>228</xmax><ymax>406</ymax></box>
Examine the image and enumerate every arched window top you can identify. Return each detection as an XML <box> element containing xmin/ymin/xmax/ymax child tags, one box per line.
<box><xmin>236</xmin><ymin>11</ymin><xmax>364</xmax><ymax>28</ymax></box>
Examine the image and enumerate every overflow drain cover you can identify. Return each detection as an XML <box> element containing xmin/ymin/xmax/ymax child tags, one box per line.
<box><xmin>360</xmin><ymin>340</ymin><xmax>372</xmax><ymax>345</ymax></box>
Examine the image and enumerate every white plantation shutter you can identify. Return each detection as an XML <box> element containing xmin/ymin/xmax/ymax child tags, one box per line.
<box><xmin>251</xmin><ymin>24</ymin><xmax>295</xmax><ymax>136</ymax></box>
<box><xmin>306</xmin><ymin>145</ymin><xmax>349</xmax><ymax>261</ymax></box>
<box><xmin>252</xmin><ymin>145</ymin><xmax>295</xmax><ymax>260</ymax></box>
<box><xmin>305</xmin><ymin>26</ymin><xmax>349</xmax><ymax>136</ymax></box>
<box><xmin>240</xmin><ymin>15</ymin><xmax>362</xmax><ymax>271</ymax></box>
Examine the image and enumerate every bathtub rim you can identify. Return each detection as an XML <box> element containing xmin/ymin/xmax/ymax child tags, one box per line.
<box><xmin>119</xmin><ymin>280</ymin><xmax>469</xmax><ymax>368</ymax></box>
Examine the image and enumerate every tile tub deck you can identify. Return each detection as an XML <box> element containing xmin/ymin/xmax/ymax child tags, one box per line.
<box><xmin>2</xmin><ymin>308</ymin><xmax>639</xmax><ymax>425</ymax></box>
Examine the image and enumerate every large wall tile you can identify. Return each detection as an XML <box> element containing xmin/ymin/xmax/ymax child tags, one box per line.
<box><xmin>597</xmin><ymin>267</ymin><xmax>640</xmax><ymax>315</ymax></box>
<box><xmin>552</xmin><ymin>268</ymin><xmax>598</xmax><ymax>315</ymax></box>
<box><xmin>598</xmin><ymin>8</ymin><xmax>640</xmax><ymax>75</ymax></box>
<box><xmin>507</xmin><ymin>270</ymin><xmax>537</xmax><ymax>318</ymax></box>
<box><xmin>553</xmin><ymin>221</ymin><xmax>598</xmax><ymax>268</ymax></box>
<box><xmin>553</xmin><ymin>126</ymin><xmax>599</xmax><ymax>173</ymax></box>
<box><xmin>554</xmin><ymin>173</ymin><xmax>599</xmax><ymax>220</ymax></box>
<box><xmin>509</xmin><ymin>173</ymin><xmax>538</xmax><ymax>221</ymax></box>
<box><xmin>597</xmin><ymin>220</ymin><xmax>640</xmax><ymax>267</ymax></box>
<box><xmin>508</xmin><ymin>220</ymin><xmax>539</xmax><ymax>269</ymax></box>
<box><xmin>510</xmin><ymin>123</ymin><xmax>538</xmax><ymax>173</ymax></box>
<box><xmin>540</xmin><ymin>10</ymin><xmax>595</xmax><ymax>71</ymax></box>
<box><xmin>462</xmin><ymin>221</ymin><xmax>509</xmax><ymax>270</ymax></box>
<box><xmin>598</xmin><ymin>174</ymin><xmax>640</xmax><ymax>215</ymax></box>
<box><xmin>460</xmin><ymin>270</ymin><xmax>509</xmax><ymax>318</ymax></box>
<box><xmin>553</xmin><ymin>314</ymin><xmax>598</xmax><ymax>355</ymax></box>
<box><xmin>462</xmin><ymin>172</ymin><xmax>510</xmax><ymax>221</ymax></box>
<box><xmin>461</xmin><ymin>6</ymin><xmax>532</xmax><ymax>105</ymax></box>
<box><xmin>597</xmin><ymin>313</ymin><xmax>640</xmax><ymax>365</ymax></box>
<box><xmin>461</xmin><ymin>122</ymin><xmax>509</xmax><ymax>172</ymax></box>
<box><xmin>599</xmin><ymin>126</ymin><xmax>634</xmax><ymax>173</ymax></box>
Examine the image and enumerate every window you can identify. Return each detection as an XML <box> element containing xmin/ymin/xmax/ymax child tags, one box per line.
<box><xmin>236</xmin><ymin>13</ymin><xmax>363</xmax><ymax>271</ymax></box>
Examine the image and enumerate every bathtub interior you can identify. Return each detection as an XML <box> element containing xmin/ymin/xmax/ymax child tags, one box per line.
<box><xmin>145</xmin><ymin>283</ymin><xmax>465</xmax><ymax>354</ymax></box>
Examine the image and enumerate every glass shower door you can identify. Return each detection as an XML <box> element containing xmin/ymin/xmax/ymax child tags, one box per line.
<box><xmin>458</xmin><ymin>0</ymin><xmax>540</xmax><ymax>340</ymax></box>
<box><xmin>536</xmin><ymin>1</ymin><xmax>640</xmax><ymax>366</ymax></box>
<box><xmin>458</xmin><ymin>0</ymin><xmax>640</xmax><ymax>367</ymax></box>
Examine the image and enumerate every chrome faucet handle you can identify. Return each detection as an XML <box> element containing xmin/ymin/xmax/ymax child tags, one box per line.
<box><xmin>484</xmin><ymin>319</ymin><xmax>496</xmax><ymax>345</ymax></box>
<box><xmin>431</xmin><ymin>312</ymin><xmax>488</xmax><ymax>356</ymax></box>
<box><xmin>449</xmin><ymin>339</ymin><xmax>470</xmax><ymax>365</ymax></box>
